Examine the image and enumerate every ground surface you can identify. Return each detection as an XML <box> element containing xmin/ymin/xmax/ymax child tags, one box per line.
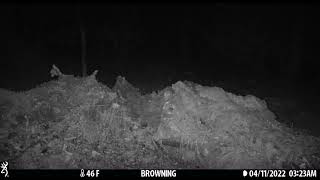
<box><xmin>1</xmin><ymin>71</ymin><xmax>319</xmax><ymax>169</ymax></box>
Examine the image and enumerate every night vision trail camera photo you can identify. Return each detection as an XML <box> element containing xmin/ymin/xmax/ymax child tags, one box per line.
<box><xmin>0</xmin><ymin>4</ymin><xmax>319</xmax><ymax>178</ymax></box>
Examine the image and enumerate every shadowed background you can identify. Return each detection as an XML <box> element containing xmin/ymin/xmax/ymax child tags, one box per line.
<box><xmin>0</xmin><ymin>3</ymin><xmax>319</xmax><ymax>95</ymax></box>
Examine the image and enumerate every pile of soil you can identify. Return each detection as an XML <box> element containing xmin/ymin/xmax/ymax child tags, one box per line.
<box><xmin>0</xmin><ymin>66</ymin><xmax>319</xmax><ymax>169</ymax></box>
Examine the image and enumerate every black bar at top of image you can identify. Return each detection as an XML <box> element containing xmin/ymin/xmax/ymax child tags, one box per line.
<box><xmin>9</xmin><ymin>169</ymin><xmax>243</xmax><ymax>178</ymax></box>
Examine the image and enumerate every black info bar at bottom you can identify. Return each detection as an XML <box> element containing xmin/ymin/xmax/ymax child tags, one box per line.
<box><xmin>5</xmin><ymin>169</ymin><xmax>319</xmax><ymax>178</ymax></box>
<box><xmin>6</xmin><ymin>169</ymin><xmax>238</xmax><ymax>178</ymax></box>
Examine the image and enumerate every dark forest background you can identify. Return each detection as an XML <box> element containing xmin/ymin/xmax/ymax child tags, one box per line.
<box><xmin>1</xmin><ymin>4</ymin><xmax>319</xmax><ymax>93</ymax></box>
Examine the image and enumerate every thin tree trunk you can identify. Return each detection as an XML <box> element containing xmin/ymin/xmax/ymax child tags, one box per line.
<box><xmin>80</xmin><ymin>26</ymin><xmax>87</xmax><ymax>77</ymax></box>
<box><xmin>77</xmin><ymin>5</ymin><xmax>87</xmax><ymax>77</ymax></box>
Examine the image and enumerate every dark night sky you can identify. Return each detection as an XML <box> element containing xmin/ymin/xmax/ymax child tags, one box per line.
<box><xmin>1</xmin><ymin>3</ymin><xmax>320</xmax><ymax>91</ymax></box>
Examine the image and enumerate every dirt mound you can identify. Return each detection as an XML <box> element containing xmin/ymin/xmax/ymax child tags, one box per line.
<box><xmin>0</xmin><ymin>66</ymin><xmax>319</xmax><ymax>169</ymax></box>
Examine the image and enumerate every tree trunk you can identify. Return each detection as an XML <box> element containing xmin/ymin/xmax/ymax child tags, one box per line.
<box><xmin>80</xmin><ymin>26</ymin><xmax>87</xmax><ymax>77</ymax></box>
<box><xmin>77</xmin><ymin>5</ymin><xmax>87</xmax><ymax>77</ymax></box>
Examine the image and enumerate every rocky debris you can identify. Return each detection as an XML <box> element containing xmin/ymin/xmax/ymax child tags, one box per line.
<box><xmin>0</xmin><ymin>66</ymin><xmax>319</xmax><ymax>169</ymax></box>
